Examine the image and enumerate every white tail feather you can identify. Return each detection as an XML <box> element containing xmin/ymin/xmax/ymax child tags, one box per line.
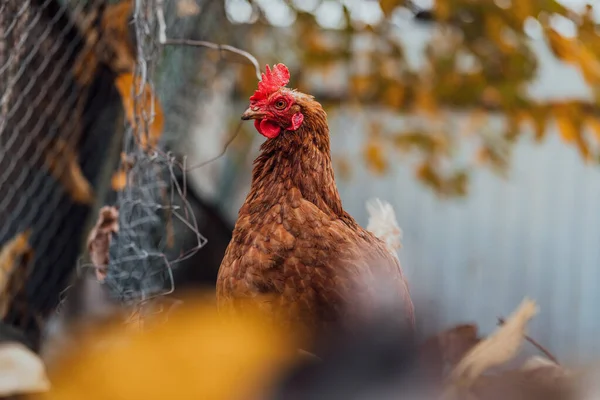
<box><xmin>366</xmin><ymin>198</ymin><xmax>403</xmax><ymax>259</ymax></box>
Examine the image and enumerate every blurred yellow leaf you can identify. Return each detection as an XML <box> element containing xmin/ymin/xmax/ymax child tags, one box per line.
<box><xmin>383</xmin><ymin>82</ymin><xmax>405</xmax><ymax>109</ymax></box>
<box><xmin>546</xmin><ymin>29</ymin><xmax>600</xmax><ymax>84</ymax></box>
<box><xmin>554</xmin><ymin>103</ymin><xmax>592</xmax><ymax>159</ymax></box>
<box><xmin>434</xmin><ymin>0</ymin><xmax>451</xmax><ymax>21</ymax></box>
<box><xmin>526</xmin><ymin>105</ymin><xmax>550</xmax><ymax>141</ymax></box>
<box><xmin>350</xmin><ymin>75</ymin><xmax>374</xmax><ymax>98</ymax></box>
<box><xmin>363</xmin><ymin>139</ymin><xmax>388</xmax><ymax>175</ymax></box>
<box><xmin>111</xmin><ymin>170</ymin><xmax>127</xmax><ymax>191</ymax></box>
<box><xmin>485</xmin><ymin>14</ymin><xmax>514</xmax><ymax>53</ymax></box>
<box><xmin>512</xmin><ymin>1</ymin><xmax>533</xmax><ymax>22</ymax></box>
<box><xmin>554</xmin><ymin>103</ymin><xmax>580</xmax><ymax>143</ymax></box>
<box><xmin>38</xmin><ymin>297</ymin><xmax>296</xmax><ymax>400</ymax></box>
<box><xmin>414</xmin><ymin>85</ymin><xmax>438</xmax><ymax>115</ymax></box>
<box><xmin>586</xmin><ymin>116</ymin><xmax>600</xmax><ymax>142</ymax></box>
<box><xmin>416</xmin><ymin>162</ymin><xmax>440</xmax><ymax>192</ymax></box>
<box><xmin>379</xmin><ymin>0</ymin><xmax>401</xmax><ymax>17</ymax></box>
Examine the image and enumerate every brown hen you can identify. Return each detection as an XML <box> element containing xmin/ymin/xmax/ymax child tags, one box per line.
<box><xmin>217</xmin><ymin>64</ymin><xmax>414</xmax><ymax>345</ymax></box>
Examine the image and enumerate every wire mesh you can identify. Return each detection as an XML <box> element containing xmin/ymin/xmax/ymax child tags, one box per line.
<box><xmin>101</xmin><ymin>0</ymin><xmax>206</xmax><ymax>312</ymax></box>
<box><xmin>0</xmin><ymin>0</ymin><xmax>207</xmax><ymax>345</ymax></box>
<box><xmin>0</xmin><ymin>0</ymin><xmax>122</xmax><ymax>345</ymax></box>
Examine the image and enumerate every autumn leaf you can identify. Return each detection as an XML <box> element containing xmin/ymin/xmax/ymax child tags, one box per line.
<box><xmin>39</xmin><ymin>296</ymin><xmax>297</xmax><ymax>400</ymax></box>
<box><xmin>87</xmin><ymin>207</ymin><xmax>119</xmax><ymax>282</ymax></box>
<box><xmin>546</xmin><ymin>28</ymin><xmax>600</xmax><ymax>84</ymax></box>
<box><xmin>383</xmin><ymin>82</ymin><xmax>405</xmax><ymax>109</ymax></box>
<box><xmin>114</xmin><ymin>72</ymin><xmax>165</xmax><ymax>151</ymax></box>
<box><xmin>434</xmin><ymin>0</ymin><xmax>451</xmax><ymax>21</ymax></box>
<box><xmin>554</xmin><ymin>103</ymin><xmax>581</xmax><ymax>143</ymax></box>
<box><xmin>111</xmin><ymin>170</ymin><xmax>127</xmax><ymax>191</ymax></box>
<box><xmin>363</xmin><ymin>139</ymin><xmax>388</xmax><ymax>174</ymax></box>
<box><xmin>350</xmin><ymin>75</ymin><xmax>375</xmax><ymax>99</ymax></box>
<box><xmin>0</xmin><ymin>230</ymin><xmax>33</xmax><ymax>320</ymax></box>
<box><xmin>586</xmin><ymin>116</ymin><xmax>600</xmax><ymax>142</ymax></box>
<box><xmin>447</xmin><ymin>298</ymin><xmax>538</xmax><ymax>388</ymax></box>
<box><xmin>44</xmin><ymin>139</ymin><xmax>94</xmax><ymax>205</ymax></box>
<box><xmin>379</xmin><ymin>0</ymin><xmax>401</xmax><ymax>17</ymax></box>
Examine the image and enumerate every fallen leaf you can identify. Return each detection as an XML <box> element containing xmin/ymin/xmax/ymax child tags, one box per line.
<box><xmin>448</xmin><ymin>298</ymin><xmax>539</xmax><ymax>387</ymax></box>
<box><xmin>45</xmin><ymin>139</ymin><xmax>95</xmax><ymax>205</ymax></box>
<box><xmin>87</xmin><ymin>207</ymin><xmax>119</xmax><ymax>282</ymax></box>
<box><xmin>420</xmin><ymin>324</ymin><xmax>481</xmax><ymax>382</ymax></box>
<box><xmin>0</xmin><ymin>343</ymin><xmax>50</xmax><ymax>396</ymax></box>
<box><xmin>114</xmin><ymin>73</ymin><xmax>165</xmax><ymax>152</ymax></box>
<box><xmin>0</xmin><ymin>231</ymin><xmax>33</xmax><ymax>319</ymax></box>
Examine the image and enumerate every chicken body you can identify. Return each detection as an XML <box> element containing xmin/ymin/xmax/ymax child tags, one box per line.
<box><xmin>217</xmin><ymin>66</ymin><xmax>414</xmax><ymax>344</ymax></box>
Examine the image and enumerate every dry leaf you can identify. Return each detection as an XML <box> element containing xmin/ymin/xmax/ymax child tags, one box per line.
<box><xmin>45</xmin><ymin>139</ymin><xmax>94</xmax><ymax>205</ymax></box>
<box><xmin>114</xmin><ymin>72</ymin><xmax>165</xmax><ymax>151</ymax></box>
<box><xmin>0</xmin><ymin>343</ymin><xmax>50</xmax><ymax>396</ymax></box>
<box><xmin>100</xmin><ymin>1</ymin><xmax>136</xmax><ymax>73</ymax></box>
<box><xmin>448</xmin><ymin>298</ymin><xmax>539</xmax><ymax>387</ymax></box>
<box><xmin>87</xmin><ymin>207</ymin><xmax>119</xmax><ymax>282</ymax></box>
<box><xmin>111</xmin><ymin>170</ymin><xmax>127</xmax><ymax>191</ymax></box>
<box><xmin>546</xmin><ymin>28</ymin><xmax>600</xmax><ymax>84</ymax></box>
<box><xmin>363</xmin><ymin>140</ymin><xmax>388</xmax><ymax>174</ymax></box>
<box><xmin>586</xmin><ymin>116</ymin><xmax>600</xmax><ymax>142</ymax></box>
<box><xmin>0</xmin><ymin>231</ymin><xmax>33</xmax><ymax>319</ymax></box>
<box><xmin>420</xmin><ymin>324</ymin><xmax>481</xmax><ymax>382</ymax></box>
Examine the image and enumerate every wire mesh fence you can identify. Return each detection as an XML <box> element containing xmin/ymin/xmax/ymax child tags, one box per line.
<box><xmin>0</xmin><ymin>0</ymin><xmax>206</xmax><ymax>347</ymax></box>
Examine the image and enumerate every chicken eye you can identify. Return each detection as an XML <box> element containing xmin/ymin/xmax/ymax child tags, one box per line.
<box><xmin>274</xmin><ymin>99</ymin><xmax>287</xmax><ymax>110</ymax></box>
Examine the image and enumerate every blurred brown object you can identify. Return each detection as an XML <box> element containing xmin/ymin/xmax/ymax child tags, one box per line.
<box><xmin>113</xmin><ymin>72</ymin><xmax>165</xmax><ymax>152</ymax></box>
<box><xmin>420</xmin><ymin>324</ymin><xmax>481</xmax><ymax>382</ymax></box>
<box><xmin>86</xmin><ymin>207</ymin><xmax>119</xmax><ymax>282</ymax></box>
<box><xmin>0</xmin><ymin>231</ymin><xmax>33</xmax><ymax>321</ymax></box>
<box><xmin>44</xmin><ymin>139</ymin><xmax>95</xmax><ymax>205</ymax></box>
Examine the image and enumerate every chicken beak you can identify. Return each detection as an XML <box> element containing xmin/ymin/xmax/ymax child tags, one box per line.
<box><xmin>241</xmin><ymin>107</ymin><xmax>265</xmax><ymax>120</ymax></box>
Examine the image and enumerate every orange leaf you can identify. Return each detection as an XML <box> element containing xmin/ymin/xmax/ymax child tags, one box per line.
<box><xmin>111</xmin><ymin>170</ymin><xmax>127</xmax><ymax>191</ymax></box>
<box><xmin>379</xmin><ymin>0</ymin><xmax>401</xmax><ymax>16</ymax></box>
<box><xmin>546</xmin><ymin>29</ymin><xmax>600</xmax><ymax>84</ymax></box>
<box><xmin>350</xmin><ymin>75</ymin><xmax>374</xmax><ymax>98</ymax></box>
<box><xmin>383</xmin><ymin>83</ymin><xmax>405</xmax><ymax>109</ymax></box>
<box><xmin>363</xmin><ymin>140</ymin><xmax>388</xmax><ymax>175</ymax></box>
<box><xmin>114</xmin><ymin>73</ymin><xmax>165</xmax><ymax>151</ymax></box>
<box><xmin>554</xmin><ymin>104</ymin><xmax>579</xmax><ymax>143</ymax></box>
<box><xmin>0</xmin><ymin>230</ymin><xmax>33</xmax><ymax>319</ymax></box>
<box><xmin>586</xmin><ymin>116</ymin><xmax>600</xmax><ymax>142</ymax></box>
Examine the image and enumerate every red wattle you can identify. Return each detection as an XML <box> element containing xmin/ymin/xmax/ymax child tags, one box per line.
<box><xmin>255</xmin><ymin>119</ymin><xmax>281</xmax><ymax>139</ymax></box>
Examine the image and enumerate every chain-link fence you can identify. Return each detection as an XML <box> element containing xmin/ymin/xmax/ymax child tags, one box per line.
<box><xmin>0</xmin><ymin>0</ymin><xmax>207</xmax><ymax>348</ymax></box>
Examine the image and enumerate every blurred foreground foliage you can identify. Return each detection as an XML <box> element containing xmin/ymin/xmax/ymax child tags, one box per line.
<box><xmin>222</xmin><ymin>0</ymin><xmax>600</xmax><ymax>196</ymax></box>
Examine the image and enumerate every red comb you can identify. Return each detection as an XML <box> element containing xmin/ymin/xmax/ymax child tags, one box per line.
<box><xmin>249</xmin><ymin>63</ymin><xmax>290</xmax><ymax>102</ymax></box>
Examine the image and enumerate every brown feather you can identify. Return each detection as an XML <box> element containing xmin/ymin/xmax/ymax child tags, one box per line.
<box><xmin>217</xmin><ymin>92</ymin><xmax>414</xmax><ymax>346</ymax></box>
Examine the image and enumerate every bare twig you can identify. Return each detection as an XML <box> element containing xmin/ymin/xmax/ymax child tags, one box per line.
<box><xmin>163</xmin><ymin>38</ymin><xmax>261</xmax><ymax>80</ymax></box>
<box><xmin>497</xmin><ymin>317</ymin><xmax>559</xmax><ymax>365</ymax></box>
<box><xmin>186</xmin><ymin>120</ymin><xmax>244</xmax><ymax>171</ymax></box>
<box><xmin>153</xmin><ymin>0</ymin><xmax>260</xmax><ymax>79</ymax></box>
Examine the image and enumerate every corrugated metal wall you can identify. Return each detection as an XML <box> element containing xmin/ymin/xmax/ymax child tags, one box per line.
<box><xmin>334</xmin><ymin>118</ymin><xmax>600</xmax><ymax>363</ymax></box>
